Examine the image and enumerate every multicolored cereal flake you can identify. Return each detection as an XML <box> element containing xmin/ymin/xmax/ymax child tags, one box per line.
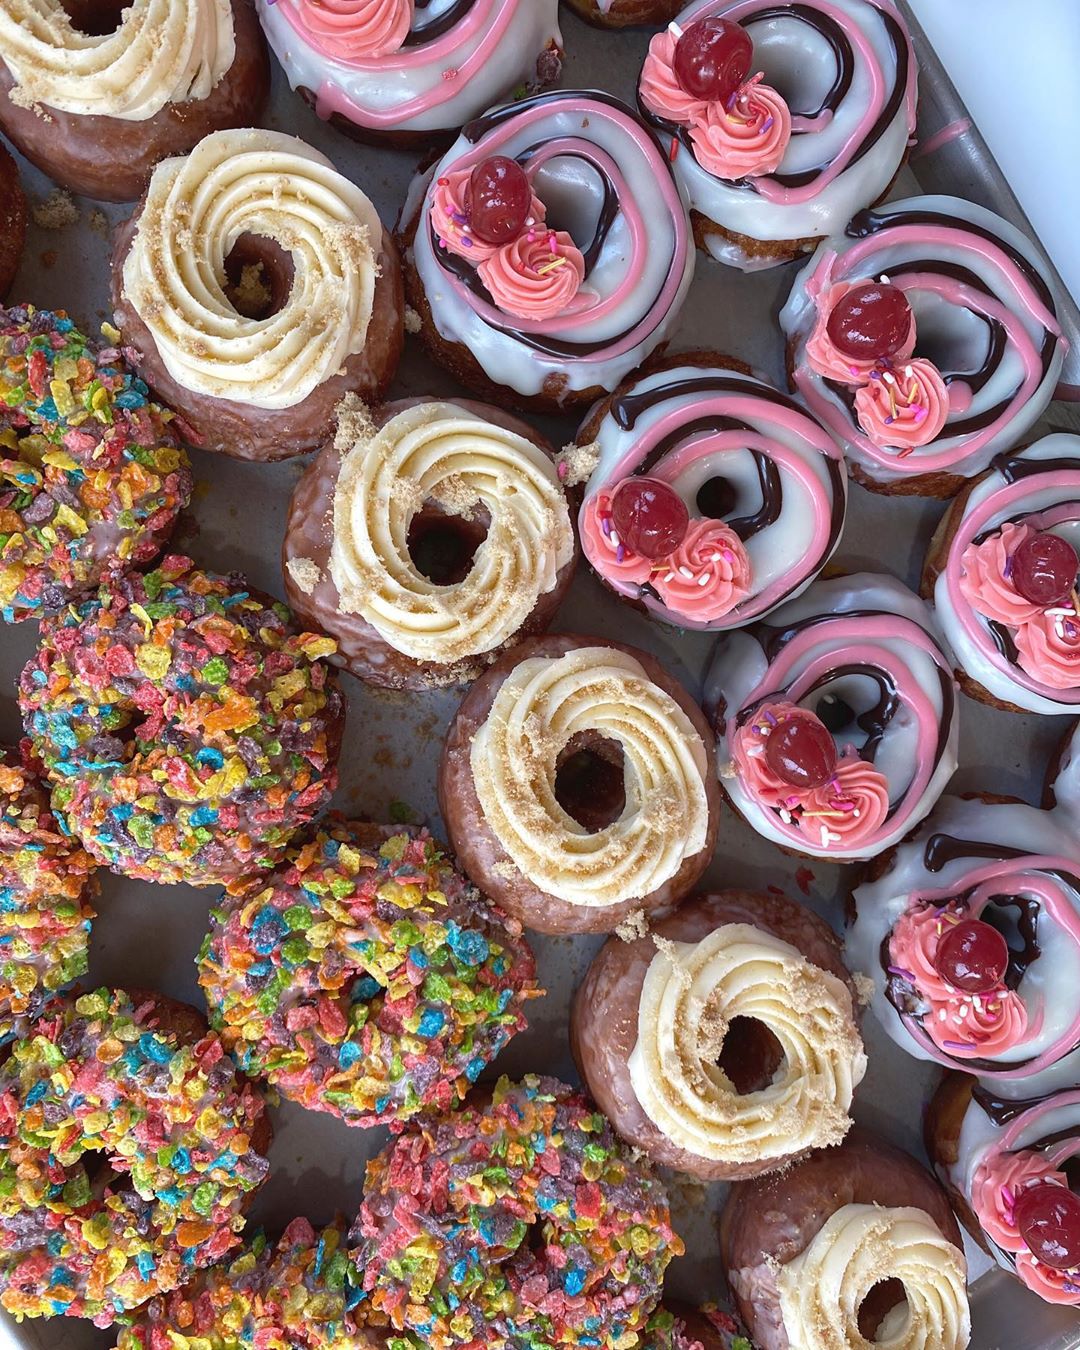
<box><xmin>642</xmin><ymin>1305</ymin><xmax>754</xmax><ymax>1350</ymax></box>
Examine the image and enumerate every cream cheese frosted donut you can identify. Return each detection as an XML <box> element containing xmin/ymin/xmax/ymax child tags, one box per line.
<box><xmin>575</xmin><ymin>352</ymin><xmax>846</xmax><ymax>630</ymax></box>
<box><xmin>780</xmin><ymin>195</ymin><xmax>1068</xmax><ymax>495</ymax></box>
<box><xmin>283</xmin><ymin>396</ymin><xmax>577</xmax><ymax>690</ymax></box>
<box><xmin>571</xmin><ymin>889</ymin><xmax>865</xmax><ymax>1180</ymax></box>
<box><xmin>706</xmin><ymin>572</ymin><xmax>959</xmax><ymax>861</ymax></box>
<box><xmin>112</xmin><ymin>127</ymin><xmax>403</xmax><ymax>461</ymax></box>
<box><xmin>439</xmin><ymin>634</ymin><xmax>720</xmax><ymax>935</ymax></box>
<box><xmin>258</xmin><ymin>0</ymin><xmax>563</xmax><ymax>144</ymax></box>
<box><xmin>0</xmin><ymin>0</ymin><xmax>269</xmax><ymax>202</ymax></box>
<box><xmin>398</xmin><ymin>90</ymin><xmax>695</xmax><ymax>413</ymax></box>
<box><xmin>638</xmin><ymin>1</ymin><xmax>917</xmax><ymax>270</ymax></box>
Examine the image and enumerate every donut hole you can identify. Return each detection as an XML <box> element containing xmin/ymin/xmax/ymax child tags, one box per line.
<box><xmin>907</xmin><ymin>290</ymin><xmax>993</xmax><ymax>383</ymax></box>
<box><xmin>554</xmin><ymin>733</ymin><xmax>626</xmax><ymax>833</ymax></box>
<box><xmin>58</xmin><ymin>0</ymin><xmax>126</xmax><ymax>35</ymax></box>
<box><xmin>696</xmin><ymin>475</ymin><xmax>737</xmax><ymax>520</ymax></box>
<box><xmin>407</xmin><ymin>503</ymin><xmax>490</xmax><ymax>586</ymax></box>
<box><xmin>858</xmin><ymin>1280</ymin><xmax>909</xmax><ymax>1341</ymax></box>
<box><xmin>222</xmin><ymin>234</ymin><xmax>295</xmax><ymax>321</ymax></box>
<box><xmin>744</xmin><ymin>16</ymin><xmax>835</xmax><ymax>116</ymax></box>
<box><xmin>815</xmin><ymin>692</ymin><xmax>856</xmax><ymax>735</ymax></box>
<box><xmin>716</xmin><ymin>1015</ymin><xmax>785</xmax><ymax>1094</ymax></box>
<box><xmin>530</xmin><ymin>156</ymin><xmax>605</xmax><ymax>255</ymax></box>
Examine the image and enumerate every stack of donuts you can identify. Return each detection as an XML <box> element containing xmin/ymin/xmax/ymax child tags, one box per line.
<box><xmin>0</xmin><ymin>1</ymin><xmax>1078</xmax><ymax>1348</ymax></box>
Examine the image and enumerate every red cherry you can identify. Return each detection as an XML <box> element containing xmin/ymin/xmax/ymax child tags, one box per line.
<box><xmin>673</xmin><ymin>18</ymin><xmax>753</xmax><ymax>104</ymax></box>
<box><xmin>1011</xmin><ymin>531</ymin><xmax>1079</xmax><ymax>607</ymax></box>
<box><xmin>764</xmin><ymin>709</ymin><xmax>837</xmax><ymax>789</ymax></box>
<box><xmin>933</xmin><ymin>919</ymin><xmax>1009</xmax><ymax>993</ymax></box>
<box><xmin>826</xmin><ymin>283</ymin><xmax>913</xmax><ymax>362</ymax></box>
<box><xmin>466</xmin><ymin>157</ymin><xmax>531</xmax><ymax>245</ymax></box>
<box><xmin>610</xmin><ymin>477</ymin><xmax>689</xmax><ymax>560</ymax></box>
<box><xmin>1015</xmin><ymin>1184</ymin><xmax>1080</xmax><ymax>1270</ymax></box>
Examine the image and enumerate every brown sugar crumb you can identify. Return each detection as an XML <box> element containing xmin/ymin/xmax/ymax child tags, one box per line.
<box><xmin>333</xmin><ymin>392</ymin><xmax>377</xmax><ymax>453</ymax></box>
<box><xmin>88</xmin><ymin>209</ymin><xmax>109</xmax><ymax>236</ymax></box>
<box><xmin>404</xmin><ymin>305</ymin><xmax>423</xmax><ymax>334</ymax></box>
<box><xmin>615</xmin><ymin>909</ymin><xmax>649</xmax><ymax>943</ymax></box>
<box><xmin>32</xmin><ymin>189</ymin><xmax>79</xmax><ymax>230</ymax></box>
<box><xmin>853</xmin><ymin>972</ymin><xmax>875</xmax><ymax>1006</ymax></box>
<box><xmin>558</xmin><ymin>440</ymin><xmax>600</xmax><ymax>487</ymax></box>
<box><xmin>231</xmin><ymin>262</ymin><xmax>273</xmax><ymax>315</ymax></box>
<box><xmin>286</xmin><ymin>557</ymin><xmax>322</xmax><ymax>596</ymax></box>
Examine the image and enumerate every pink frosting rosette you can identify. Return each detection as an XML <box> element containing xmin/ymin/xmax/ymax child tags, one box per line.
<box><xmin>579</xmin><ymin>495</ymin><xmax>653</xmax><ymax>587</ymax></box>
<box><xmin>293</xmin><ymin>0</ymin><xmax>413</xmax><ymax>60</ymax></box>
<box><xmin>805</xmin><ymin>280</ymin><xmax>917</xmax><ymax>383</ymax></box>
<box><xmin>854</xmin><ymin>358</ymin><xmax>950</xmax><ymax>451</ymax></box>
<box><xmin>478</xmin><ymin>231</ymin><xmax>590</xmax><ymax>322</ymax></box>
<box><xmin>639</xmin><ymin>29</ymin><xmax>710</xmax><ymax>125</ymax></box>
<box><xmin>730</xmin><ymin>700</ymin><xmax>804</xmax><ymax>809</ymax></box>
<box><xmin>799</xmin><ymin>755</ymin><xmax>889</xmax><ymax>850</ymax></box>
<box><xmin>972</xmin><ymin>1152</ymin><xmax>1067</xmax><ymax>1253</ymax></box>
<box><xmin>1015</xmin><ymin>606</ymin><xmax>1080</xmax><ymax>689</ymax></box>
<box><xmin>430</xmin><ymin>170</ymin><xmax>547</xmax><ymax>264</ymax></box>
<box><xmin>689</xmin><ymin>77</ymin><xmax>791</xmax><ymax>180</ymax></box>
<box><xmin>889</xmin><ymin>904</ymin><xmax>957</xmax><ymax>1001</ymax></box>
<box><xmin>653</xmin><ymin>520</ymin><xmax>751</xmax><ymax>622</ymax></box>
<box><xmin>958</xmin><ymin>521</ymin><xmax>1043</xmax><ymax>628</ymax></box>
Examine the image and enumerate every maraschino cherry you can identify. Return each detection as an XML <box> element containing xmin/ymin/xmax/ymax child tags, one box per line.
<box><xmin>1011</xmin><ymin>531</ymin><xmax>1079</xmax><ymax>607</ymax></box>
<box><xmin>826</xmin><ymin>282</ymin><xmax>913</xmax><ymax>363</ymax></box>
<box><xmin>466</xmin><ymin>157</ymin><xmax>531</xmax><ymax>245</ymax></box>
<box><xmin>673</xmin><ymin>18</ymin><xmax>753</xmax><ymax>103</ymax></box>
<box><xmin>764</xmin><ymin>709</ymin><xmax>837</xmax><ymax>789</ymax></box>
<box><xmin>1015</xmin><ymin>1184</ymin><xmax>1080</xmax><ymax>1270</ymax></box>
<box><xmin>933</xmin><ymin>918</ymin><xmax>1009</xmax><ymax>993</ymax></box>
<box><xmin>610</xmin><ymin>477</ymin><xmax>689</xmax><ymax>559</ymax></box>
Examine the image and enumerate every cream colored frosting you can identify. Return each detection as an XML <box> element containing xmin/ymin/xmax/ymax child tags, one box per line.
<box><xmin>0</xmin><ymin>0</ymin><xmax>234</xmax><ymax>120</ymax></box>
<box><xmin>328</xmin><ymin>400</ymin><xmax>573</xmax><ymax>664</ymax></box>
<box><xmin>121</xmin><ymin>128</ymin><xmax>381</xmax><ymax>410</ymax></box>
<box><xmin>469</xmin><ymin>646</ymin><xmax>710</xmax><ymax>908</ymax></box>
<box><xmin>777</xmin><ymin>1204</ymin><xmax>970</xmax><ymax>1350</ymax></box>
<box><xmin>628</xmin><ymin>924</ymin><xmax>865</xmax><ymax>1163</ymax></box>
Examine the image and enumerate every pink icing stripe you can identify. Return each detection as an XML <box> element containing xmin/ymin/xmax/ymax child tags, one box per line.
<box><xmin>913</xmin><ymin>118</ymin><xmax>973</xmax><ymax>160</ymax></box>
<box><xmin>281</xmin><ymin>0</ymin><xmax>493</xmax><ymax>65</ymax></box>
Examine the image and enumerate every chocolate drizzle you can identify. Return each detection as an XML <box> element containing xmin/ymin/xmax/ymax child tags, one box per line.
<box><xmin>405</xmin><ymin>0</ymin><xmax>477</xmax><ymax>45</ymax></box>
<box><xmin>992</xmin><ymin>450</ymin><xmax>1080</xmax><ymax>484</ymax></box>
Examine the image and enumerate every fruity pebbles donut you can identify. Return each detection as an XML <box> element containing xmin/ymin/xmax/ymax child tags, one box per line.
<box><xmin>19</xmin><ymin>556</ymin><xmax>345</xmax><ymax>888</ymax></box>
<box><xmin>0</xmin><ymin>987</ymin><xmax>271</xmax><ymax>1326</ymax></box>
<box><xmin>351</xmin><ymin>1075</ymin><xmax>682</xmax><ymax>1350</ymax></box>
<box><xmin>198</xmin><ymin>820</ymin><xmax>539</xmax><ymax>1128</ymax></box>
<box><xmin>0</xmin><ymin>305</ymin><xmax>193</xmax><ymax>624</ymax></box>
<box><xmin>0</xmin><ymin>745</ymin><xmax>96</xmax><ymax>1044</ymax></box>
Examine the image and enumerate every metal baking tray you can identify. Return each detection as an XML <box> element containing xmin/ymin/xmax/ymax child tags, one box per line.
<box><xmin>1</xmin><ymin>5</ymin><xmax>1079</xmax><ymax>1349</ymax></box>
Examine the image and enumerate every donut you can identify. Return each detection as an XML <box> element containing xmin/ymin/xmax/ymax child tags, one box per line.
<box><xmin>780</xmin><ymin>195</ymin><xmax>1068</xmax><ymax>496</ymax></box>
<box><xmin>18</xmin><ymin>555</ymin><xmax>346</xmax><ymax>888</ymax></box>
<box><xmin>0</xmin><ymin>0</ymin><xmax>270</xmax><ymax>202</ymax></box>
<box><xmin>567</xmin><ymin>0</ymin><xmax>683</xmax><ymax>28</ymax></box>
<box><xmin>644</xmin><ymin>1302</ymin><xmax>753</xmax><ymax>1350</ymax></box>
<box><xmin>720</xmin><ymin>1130</ymin><xmax>970</xmax><ymax>1350</ymax></box>
<box><xmin>849</xmin><ymin>787</ymin><xmax>1080</xmax><ymax>1087</ymax></box>
<box><xmin>574</xmin><ymin>352</ymin><xmax>847</xmax><ymax>630</ymax></box>
<box><xmin>706</xmin><ymin>572</ymin><xmax>959</xmax><ymax>861</ymax></box>
<box><xmin>0</xmin><ymin>987</ymin><xmax>271</xmax><ymax>1326</ymax></box>
<box><xmin>439</xmin><ymin>634</ymin><xmax>721</xmax><ymax>935</ymax></box>
<box><xmin>397</xmin><ymin>90</ymin><xmax>695</xmax><ymax>414</ymax></box>
<box><xmin>0</xmin><ymin>745</ymin><xmax>96</xmax><ymax>1045</ymax></box>
<box><xmin>0</xmin><ymin>304</ymin><xmax>193</xmax><ymax>624</ymax></box>
<box><xmin>350</xmin><ymin>1074</ymin><xmax>682</xmax><ymax>1350</ymax></box>
<box><xmin>928</xmin><ymin>1074</ymin><xmax>1080</xmax><ymax>1308</ymax></box>
<box><xmin>111</xmin><ymin>128</ymin><xmax>404</xmax><ymax>461</ymax></box>
<box><xmin>571</xmin><ymin>890</ymin><xmax>865</xmax><ymax>1181</ymax></box>
<box><xmin>924</xmin><ymin>434</ymin><xmax>1080</xmax><ymax>712</ymax></box>
<box><xmin>0</xmin><ymin>141</ymin><xmax>26</xmax><ymax>298</ymax></box>
<box><xmin>197</xmin><ymin>819</ymin><xmax>539</xmax><ymax>1128</ymax></box>
<box><xmin>282</xmin><ymin>396</ymin><xmax>578</xmax><ymax>691</ymax></box>
<box><xmin>638</xmin><ymin>2</ymin><xmax>917</xmax><ymax>271</ymax></box>
<box><xmin>257</xmin><ymin>0</ymin><xmax>563</xmax><ymax>146</ymax></box>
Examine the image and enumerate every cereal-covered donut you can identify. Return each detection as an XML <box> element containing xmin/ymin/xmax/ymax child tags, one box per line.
<box><xmin>574</xmin><ymin>353</ymin><xmax>846</xmax><ymax>630</ymax></box>
<box><xmin>283</xmin><ymin>397</ymin><xmax>578</xmax><ymax>690</ymax></box>
<box><xmin>0</xmin><ymin>745</ymin><xmax>96</xmax><ymax>1045</ymax></box>
<box><xmin>351</xmin><ymin>1075</ymin><xmax>682</xmax><ymax>1350</ymax></box>
<box><xmin>0</xmin><ymin>987</ymin><xmax>271</xmax><ymax>1326</ymax></box>
<box><xmin>198</xmin><ymin>820</ymin><xmax>539</xmax><ymax>1128</ymax></box>
<box><xmin>0</xmin><ymin>304</ymin><xmax>193</xmax><ymax>624</ymax></box>
<box><xmin>0</xmin><ymin>142</ymin><xmax>26</xmax><ymax>298</ymax></box>
<box><xmin>18</xmin><ymin>556</ymin><xmax>345</xmax><ymax>888</ymax></box>
<box><xmin>644</xmin><ymin>1303</ymin><xmax>754</xmax><ymax>1350</ymax></box>
<box><xmin>257</xmin><ymin>0</ymin><xmax>563</xmax><ymax>145</ymax></box>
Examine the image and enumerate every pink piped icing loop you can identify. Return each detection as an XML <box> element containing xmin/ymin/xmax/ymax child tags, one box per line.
<box><xmin>652</xmin><ymin>519</ymin><xmax>751</xmax><ymax>622</ymax></box>
<box><xmin>477</xmin><ymin>232</ymin><xmax>592</xmax><ymax>323</ymax></box>
<box><xmin>287</xmin><ymin>0</ymin><xmax>413</xmax><ymax>60</ymax></box>
<box><xmin>853</xmin><ymin>358</ymin><xmax>949</xmax><ymax>453</ymax></box>
<box><xmin>430</xmin><ymin>170</ymin><xmax>547</xmax><ymax>264</ymax></box>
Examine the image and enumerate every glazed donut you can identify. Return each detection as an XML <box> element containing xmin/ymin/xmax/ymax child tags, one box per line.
<box><xmin>849</xmin><ymin>789</ymin><xmax>1080</xmax><ymax>1087</ymax></box>
<box><xmin>282</xmin><ymin>396</ymin><xmax>577</xmax><ymax>690</ymax></box>
<box><xmin>112</xmin><ymin>128</ymin><xmax>404</xmax><ymax>461</ymax></box>
<box><xmin>398</xmin><ymin>90</ymin><xmax>695</xmax><ymax>414</ymax></box>
<box><xmin>0</xmin><ymin>987</ymin><xmax>270</xmax><ymax>1326</ymax></box>
<box><xmin>439</xmin><ymin>634</ymin><xmax>721</xmax><ymax>935</ymax></box>
<box><xmin>638</xmin><ymin>1</ymin><xmax>917</xmax><ymax>270</ymax></box>
<box><xmin>350</xmin><ymin>1075</ymin><xmax>682</xmax><ymax>1350</ymax></box>
<box><xmin>720</xmin><ymin>1131</ymin><xmax>970</xmax><ymax>1350</ymax></box>
<box><xmin>257</xmin><ymin>0</ymin><xmax>563</xmax><ymax>146</ymax></box>
<box><xmin>0</xmin><ymin>0</ymin><xmax>269</xmax><ymax>202</ymax></box>
<box><xmin>571</xmin><ymin>890</ymin><xmax>865</xmax><ymax>1180</ymax></box>
<box><xmin>0</xmin><ymin>304</ymin><xmax>193</xmax><ymax>624</ymax></box>
<box><xmin>574</xmin><ymin>352</ymin><xmax>847</xmax><ymax>630</ymax></box>
<box><xmin>780</xmin><ymin>195</ymin><xmax>1068</xmax><ymax>496</ymax></box>
<box><xmin>925</xmin><ymin>434</ymin><xmax>1080</xmax><ymax>712</ymax></box>
<box><xmin>0</xmin><ymin>142</ymin><xmax>25</xmax><ymax>298</ymax></box>
<box><xmin>706</xmin><ymin>572</ymin><xmax>959</xmax><ymax>861</ymax></box>
<box><xmin>18</xmin><ymin>556</ymin><xmax>346</xmax><ymax>888</ymax></box>
<box><xmin>198</xmin><ymin>819</ymin><xmax>539</xmax><ymax>1128</ymax></box>
<box><xmin>644</xmin><ymin>1302</ymin><xmax>753</xmax><ymax>1350</ymax></box>
<box><xmin>0</xmin><ymin>746</ymin><xmax>96</xmax><ymax>1045</ymax></box>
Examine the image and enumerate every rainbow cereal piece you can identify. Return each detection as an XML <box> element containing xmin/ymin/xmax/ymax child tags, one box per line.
<box><xmin>351</xmin><ymin>1075</ymin><xmax>682</xmax><ymax>1350</ymax></box>
<box><xmin>643</xmin><ymin>1305</ymin><xmax>754</xmax><ymax>1350</ymax></box>
<box><xmin>0</xmin><ymin>987</ymin><xmax>270</xmax><ymax>1326</ymax></box>
<box><xmin>18</xmin><ymin>556</ymin><xmax>346</xmax><ymax>888</ymax></box>
<box><xmin>117</xmin><ymin>1217</ymin><xmax>377</xmax><ymax>1350</ymax></box>
<box><xmin>0</xmin><ymin>304</ymin><xmax>193</xmax><ymax>623</ymax></box>
<box><xmin>0</xmin><ymin>744</ymin><xmax>96</xmax><ymax>1042</ymax></box>
<box><xmin>198</xmin><ymin>821</ymin><xmax>539</xmax><ymax>1129</ymax></box>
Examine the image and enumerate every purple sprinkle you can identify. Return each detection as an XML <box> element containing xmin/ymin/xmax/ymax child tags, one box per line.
<box><xmin>451</xmin><ymin>212</ymin><xmax>468</xmax><ymax>226</ymax></box>
<box><xmin>461</xmin><ymin>236</ymin><xmax>473</xmax><ymax>248</ymax></box>
<box><xmin>1003</xmin><ymin>555</ymin><xmax>1014</xmax><ymax>579</ymax></box>
<box><xmin>601</xmin><ymin>517</ymin><xmax>611</xmax><ymax>537</ymax></box>
<box><xmin>942</xmin><ymin>1039</ymin><xmax>977</xmax><ymax>1052</ymax></box>
<box><xmin>616</xmin><ymin>544</ymin><xmax>626</xmax><ymax>563</ymax></box>
<box><xmin>1064</xmin><ymin>1282</ymin><xmax>1080</xmax><ymax>1294</ymax></box>
<box><xmin>761</xmin><ymin>116</ymin><xmax>774</xmax><ymax>132</ymax></box>
<box><xmin>870</xmin><ymin>369</ymin><xmax>881</xmax><ymax>380</ymax></box>
<box><xmin>888</xmin><ymin>966</ymin><xmax>917</xmax><ymax>982</ymax></box>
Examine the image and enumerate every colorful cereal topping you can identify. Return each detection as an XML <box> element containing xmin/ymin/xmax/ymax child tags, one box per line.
<box><xmin>643</xmin><ymin>1305</ymin><xmax>753</xmax><ymax>1350</ymax></box>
